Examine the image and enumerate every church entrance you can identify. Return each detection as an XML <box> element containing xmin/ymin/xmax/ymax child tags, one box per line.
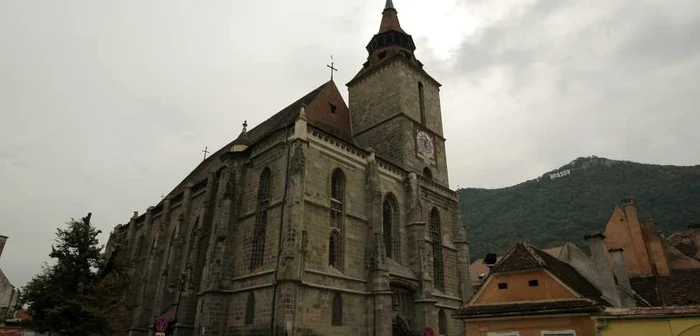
<box><xmin>391</xmin><ymin>285</ymin><xmax>415</xmax><ymax>336</ymax></box>
<box><xmin>392</xmin><ymin>315</ymin><xmax>412</xmax><ymax>336</ymax></box>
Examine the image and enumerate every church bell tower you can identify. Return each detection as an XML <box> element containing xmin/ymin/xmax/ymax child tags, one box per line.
<box><xmin>348</xmin><ymin>0</ymin><xmax>449</xmax><ymax>185</ymax></box>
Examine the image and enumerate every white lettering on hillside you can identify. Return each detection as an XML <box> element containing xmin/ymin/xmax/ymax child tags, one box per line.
<box><xmin>549</xmin><ymin>169</ymin><xmax>571</xmax><ymax>180</ymax></box>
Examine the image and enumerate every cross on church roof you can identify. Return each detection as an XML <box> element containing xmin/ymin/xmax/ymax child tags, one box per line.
<box><xmin>327</xmin><ymin>55</ymin><xmax>338</xmax><ymax>81</ymax></box>
<box><xmin>202</xmin><ymin>146</ymin><xmax>210</xmax><ymax>160</ymax></box>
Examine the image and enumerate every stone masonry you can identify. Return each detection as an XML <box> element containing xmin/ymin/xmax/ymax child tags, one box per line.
<box><xmin>105</xmin><ymin>1</ymin><xmax>472</xmax><ymax>335</ymax></box>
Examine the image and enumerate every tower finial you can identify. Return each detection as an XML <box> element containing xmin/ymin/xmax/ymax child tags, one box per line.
<box><xmin>379</xmin><ymin>0</ymin><xmax>403</xmax><ymax>33</ymax></box>
<box><xmin>385</xmin><ymin>0</ymin><xmax>395</xmax><ymax>10</ymax></box>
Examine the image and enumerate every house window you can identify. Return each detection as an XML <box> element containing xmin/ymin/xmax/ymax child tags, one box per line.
<box><xmin>245</xmin><ymin>293</ymin><xmax>255</xmax><ymax>325</ymax></box>
<box><xmin>498</xmin><ymin>283</ymin><xmax>508</xmax><ymax>290</ymax></box>
<box><xmin>329</xmin><ymin>231</ymin><xmax>342</xmax><ymax>268</ymax></box>
<box><xmin>438</xmin><ymin>308</ymin><xmax>447</xmax><ymax>335</ymax></box>
<box><xmin>250</xmin><ymin>167</ymin><xmax>271</xmax><ymax>271</ymax></box>
<box><xmin>529</xmin><ymin>279</ymin><xmax>539</xmax><ymax>287</ymax></box>
<box><xmin>331</xmin><ymin>292</ymin><xmax>343</xmax><ymax>326</ymax></box>
<box><xmin>541</xmin><ymin>331</ymin><xmax>575</xmax><ymax>336</ymax></box>
<box><xmin>418</xmin><ymin>82</ymin><xmax>426</xmax><ymax>125</ymax></box>
<box><xmin>382</xmin><ymin>194</ymin><xmax>400</xmax><ymax>261</ymax></box>
<box><xmin>329</xmin><ymin>103</ymin><xmax>337</xmax><ymax>114</ymax></box>
<box><xmin>430</xmin><ymin>208</ymin><xmax>445</xmax><ymax>291</ymax></box>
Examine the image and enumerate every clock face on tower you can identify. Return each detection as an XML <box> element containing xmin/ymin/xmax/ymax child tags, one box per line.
<box><xmin>416</xmin><ymin>130</ymin><xmax>435</xmax><ymax>162</ymax></box>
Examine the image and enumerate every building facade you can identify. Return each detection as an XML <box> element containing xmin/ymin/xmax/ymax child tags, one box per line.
<box><xmin>105</xmin><ymin>1</ymin><xmax>472</xmax><ymax>335</ymax></box>
<box><xmin>593</xmin><ymin>307</ymin><xmax>700</xmax><ymax>336</ymax></box>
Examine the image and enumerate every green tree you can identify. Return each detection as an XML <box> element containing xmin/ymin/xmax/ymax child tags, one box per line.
<box><xmin>20</xmin><ymin>213</ymin><xmax>119</xmax><ymax>335</ymax></box>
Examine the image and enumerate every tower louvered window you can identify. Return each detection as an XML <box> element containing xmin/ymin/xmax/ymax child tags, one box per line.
<box><xmin>438</xmin><ymin>308</ymin><xmax>447</xmax><ymax>335</ymax></box>
<box><xmin>250</xmin><ymin>168</ymin><xmax>271</xmax><ymax>271</ymax></box>
<box><xmin>383</xmin><ymin>194</ymin><xmax>400</xmax><ymax>261</ymax></box>
<box><xmin>430</xmin><ymin>208</ymin><xmax>445</xmax><ymax>291</ymax></box>
<box><xmin>418</xmin><ymin>82</ymin><xmax>426</xmax><ymax>125</ymax></box>
<box><xmin>245</xmin><ymin>293</ymin><xmax>255</xmax><ymax>325</ymax></box>
<box><xmin>331</xmin><ymin>292</ymin><xmax>343</xmax><ymax>326</ymax></box>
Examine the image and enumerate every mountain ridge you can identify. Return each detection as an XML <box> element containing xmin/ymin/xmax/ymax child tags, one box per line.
<box><xmin>459</xmin><ymin>156</ymin><xmax>700</xmax><ymax>261</ymax></box>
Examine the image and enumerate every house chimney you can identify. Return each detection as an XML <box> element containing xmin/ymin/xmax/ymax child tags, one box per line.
<box><xmin>0</xmin><ymin>235</ymin><xmax>6</xmax><ymax>259</ymax></box>
<box><xmin>584</xmin><ymin>231</ymin><xmax>620</xmax><ymax>306</ymax></box>
<box><xmin>609</xmin><ymin>248</ymin><xmax>631</xmax><ymax>291</ymax></box>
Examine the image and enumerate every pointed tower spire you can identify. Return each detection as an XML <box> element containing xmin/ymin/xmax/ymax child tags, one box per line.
<box><xmin>379</xmin><ymin>0</ymin><xmax>404</xmax><ymax>33</ymax></box>
<box><xmin>385</xmin><ymin>0</ymin><xmax>395</xmax><ymax>10</ymax></box>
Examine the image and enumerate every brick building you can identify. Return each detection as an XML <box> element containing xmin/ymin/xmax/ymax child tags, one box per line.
<box><xmin>105</xmin><ymin>1</ymin><xmax>473</xmax><ymax>335</ymax></box>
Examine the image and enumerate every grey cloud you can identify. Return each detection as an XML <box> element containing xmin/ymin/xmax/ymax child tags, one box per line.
<box><xmin>438</xmin><ymin>0</ymin><xmax>700</xmax><ymax>188</ymax></box>
<box><xmin>1</xmin><ymin>0</ymin><xmax>699</xmax><ymax>288</ymax></box>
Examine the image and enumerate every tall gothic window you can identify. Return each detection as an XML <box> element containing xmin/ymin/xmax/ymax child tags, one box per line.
<box><xmin>331</xmin><ymin>292</ymin><xmax>343</xmax><ymax>326</ymax></box>
<box><xmin>430</xmin><ymin>208</ymin><xmax>445</xmax><ymax>291</ymax></box>
<box><xmin>245</xmin><ymin>293</ymin><xmax>255</xmax><ymax>325</ymax></box>
<box><xmin>418</xmin><ymin>82</ymin><xmax>426</xmax><ymax>125</ymax></box>
<box><xmin>134</xmin><ymin>235</ymin><xmax>144</xmax><ymax>259</ymax></box>
<box><xmin>329</xmin><ymin>169</ymin><xmax>345</xmax><ymax>270</ymax></box>
<box><xmin>383</xmin><ymin>194</ymin><xmax>400</xmax><ymax>261</ymax></box>
<box><xmin>330</xmin><ymin>169</ymin><xmax>345</xmax><ymax>230</ymax></box>
<box><xmin>184</xmin><ymin>217</ymin><xmax>200</xmax><ymax>287</ymax></box>
<box><xmin>250</xmin><ymin>168</ymin><xmax>271</xmax><ymax>271</ymax></box>
<box><xmin>438</xmin><ymin>308</ymin><xmax>447</xmax><ymax>335</ymax></box>
<box><xmin>329</xmin><ymin>231</ymin><xmax>341</xmax><ymax>269</ymax></box>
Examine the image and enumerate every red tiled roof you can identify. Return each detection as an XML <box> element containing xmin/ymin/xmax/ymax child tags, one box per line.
<box><xmin>631</xmin><ymin>269</ymin><xmax>700</xmax><ymax>306</ymax></box>
<box><xmin>487</xmin><ymin>242</ymin><xmax>609</xmax><ymax>306</ymax></box>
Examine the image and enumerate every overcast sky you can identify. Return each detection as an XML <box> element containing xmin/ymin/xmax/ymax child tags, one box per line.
<box><xmin>1</xmin><ymin>0</ymin><xmax>699</xmax><ymax>287</ymax></box>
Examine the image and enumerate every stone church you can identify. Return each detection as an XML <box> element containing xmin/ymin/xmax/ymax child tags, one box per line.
<box><xmin>105</xmin><ymin>1</ymin><xmax>473</xmax><ymax>335</ymax></box>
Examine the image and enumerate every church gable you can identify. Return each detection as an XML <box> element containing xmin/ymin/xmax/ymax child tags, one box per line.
<box><xmin>303</xmin><ymin>81</ymin><xmax>353</xmax><ymax>144</ymax></box>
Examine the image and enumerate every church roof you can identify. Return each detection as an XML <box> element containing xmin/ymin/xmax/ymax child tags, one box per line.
<box><xmin>163</xmin><ymin>80</ymin><xmax>351</xmax><ymax>199</ymax></box>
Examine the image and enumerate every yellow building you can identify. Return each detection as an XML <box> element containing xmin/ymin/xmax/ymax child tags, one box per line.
<box><xmin>594</xmin><ymin>307</ymin><xmax>700</xmax><ymax>336</ymax></box>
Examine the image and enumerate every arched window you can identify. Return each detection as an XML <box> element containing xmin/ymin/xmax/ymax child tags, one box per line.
<box><xmin>423</xmin><ymin>167</ymin><xmax>433</xmax><ymax>180</ymax></box>
<box><xmin>184</xmin><ymin>217</ymin><xmax>200</xmax><ymax>286</ymax></box>
<box><xmin>330</xmin><ymin>169</ymin><xmax>345</xmax><ymax>230</ymax></box>
<box><xmin>250</xmin><ymin>168</ymin><xmax>271</xmax><ymax>271</ymax></box>
<box><xmin>418</xmin><ymin>82</ymin><xmax>426</xmax><ymax>125</ymax></box>
<box><xmin>331</xmin><ymin>292</ymin><xmax>343</xmax><ymax>326</ymax></box>
<box><xmin>134</xmin><ymin>235</ymin><xmax>144</xmax><ymax>259</ymax></box>
<box><xmin>430</xmin><ymin>208</ymin><xmax>445</xmax><ymax>291</ymax></box>
<box><xmin>329</xmin><ymin>231</ymin><xmax>342</xmax><ymax>269</ymax></box>
<box><xmin>382</xmin><ymin>194</ymin><xmax>400</xmax><ymax>261</ymax></box>
<box><xmin>245</xmin><ymin>293</ymin><xmax>255</xmax><ymax>325</ymax></box>
<box><xmin>438</xmin><ymin>308</ymin><xmax>447</xmax><ymax>335</ymax></box>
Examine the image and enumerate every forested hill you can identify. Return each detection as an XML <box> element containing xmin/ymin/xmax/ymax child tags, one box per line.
<box><xmin>459</xmin><ymin>156</ymin><xmax>700</xmax><ymax>261</ymax></box>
